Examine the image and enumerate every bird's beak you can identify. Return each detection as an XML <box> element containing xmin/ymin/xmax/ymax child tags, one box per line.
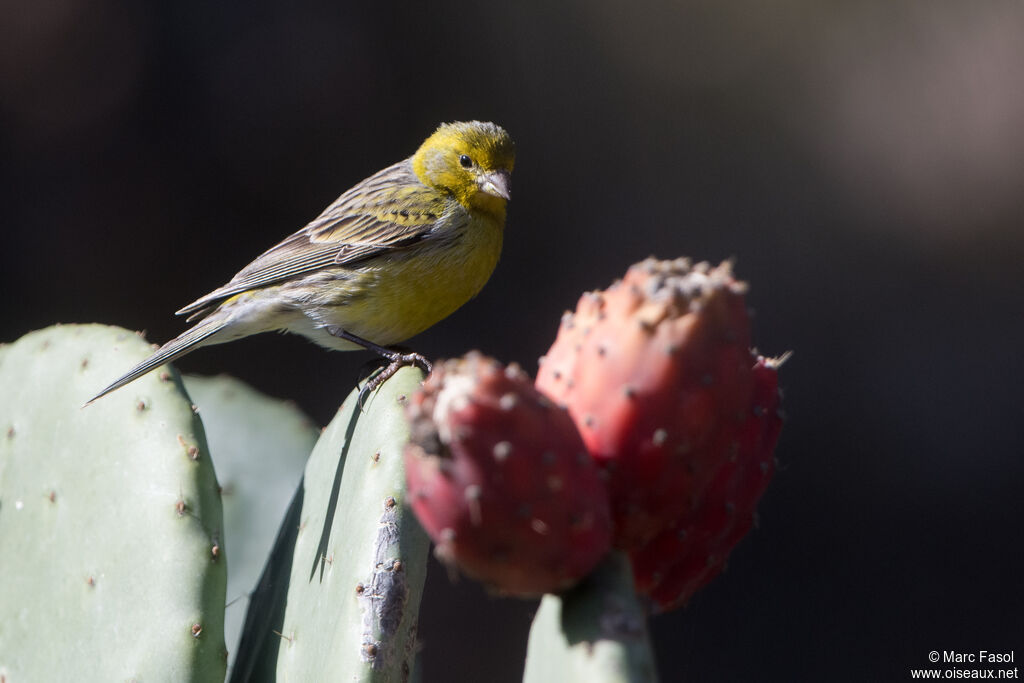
<box><xmin>478</xmin><ymin>169</ymin><xmax>511</xmax><ymax>200</ymax></box>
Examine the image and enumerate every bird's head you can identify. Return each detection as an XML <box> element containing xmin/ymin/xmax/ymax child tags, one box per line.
<box><xmin>412</xmin><ymin>121</ymin><xmax>515</xmax><ymax>213</ymax></box>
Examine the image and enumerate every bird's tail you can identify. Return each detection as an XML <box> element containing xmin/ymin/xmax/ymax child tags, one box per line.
<box><xmin>85</xmin><ymin>318</ymin><xmax>229</xmax><ymax>405</ymax></box>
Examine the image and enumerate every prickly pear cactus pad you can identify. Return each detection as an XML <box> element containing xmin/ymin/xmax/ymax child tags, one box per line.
<box><xmin>0</xmin><ymin>325</ymin><xmax>227</xmax><ymax>682</ymax></box>
<box><xmin>523</xmin><ymin>553</ymin><xmax>659</xmax><ymax>683</ymax></box>
<box><xmin>183</xmin><ymin>375</ymin><xmax>319</xmax><ymax>670</ymax></box>
<box><xmin>231</xmin><ymin>367</ymin><xmax>429</xmax><ymax>683</ymax></box>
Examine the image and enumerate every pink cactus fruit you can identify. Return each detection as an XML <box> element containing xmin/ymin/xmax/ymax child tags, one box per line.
<box><xmin>629</xmin><ymin>355</ymin><xmax>783</xmax><ymax>611</ymax></box>
<box><xmin>536</xmin><ymin>258</ymin><xmax>760</xmax><ymax>551</ymax></box>
<box><xmin>404</xmin><ymin>352</ymin><xmax>612</xmax><ymax>596</ymax></box>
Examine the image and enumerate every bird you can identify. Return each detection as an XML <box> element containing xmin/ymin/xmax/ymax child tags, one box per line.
<box><xmin>87</xmin><ymin>120</ymin><xmax>514</xmax><ymax>405</ymax></box>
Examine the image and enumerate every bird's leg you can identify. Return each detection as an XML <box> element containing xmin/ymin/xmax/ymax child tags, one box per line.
<box><xmin>326</xmin><ymin>326</ymin><xmax>432</xmax><ymax>406</ymax></box>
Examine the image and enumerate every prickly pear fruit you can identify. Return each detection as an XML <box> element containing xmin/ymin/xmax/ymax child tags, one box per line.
<box><xmin>535</xmin><ymin>258</ymin><xmax>758</xmax><ymax>550</ymax></box>
<box><xmin>629</xmin><ymin>356</ymin><xmax>783</xmax><ymax>611</ymax></box>
<box><xmin>404</xmin><ymin>352</ymin><xmax>612</xmax><ymax>596</ymax></box>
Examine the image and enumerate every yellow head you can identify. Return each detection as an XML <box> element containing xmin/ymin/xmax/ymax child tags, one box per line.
<box><xmin>412</xmin><ymin>121</ymin><xmax>515</xmax><ymax>212</ymax></box>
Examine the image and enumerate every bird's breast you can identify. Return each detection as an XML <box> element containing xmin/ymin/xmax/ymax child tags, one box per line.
<box><xmin>311</xmin><ymin>207</ymin><xmax>505</xmax><ymax>346</ymax></box>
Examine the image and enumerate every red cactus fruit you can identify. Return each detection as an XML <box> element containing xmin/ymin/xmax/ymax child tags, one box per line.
<box><xmin>629</xmin><ymin>356</ymin><xmax>783</xmax><ymax>611</ymax></box>
<box><xmin>404</xmin><ymin>352</ymin><xmax>612</xmax><ymax>596</ymax></box>
<box><xmin>535</xmin><ymin>258</ymin><xmax>761</xmax><ymax>551</ymax></box>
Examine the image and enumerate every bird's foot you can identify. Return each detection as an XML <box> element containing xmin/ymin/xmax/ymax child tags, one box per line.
<box><xmin>357</xmin><ymin>350</ymin><xmax>432</xmax><ymax>409</ymax></box>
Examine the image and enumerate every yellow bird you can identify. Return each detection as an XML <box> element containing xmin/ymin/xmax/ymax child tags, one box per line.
<box><xmin>88</xmin><ymin>121</ymin><xmax>514</xmax><ymax>404</ymax></box>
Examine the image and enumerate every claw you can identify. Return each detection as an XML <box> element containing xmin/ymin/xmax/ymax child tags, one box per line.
<box><xmin>357</xmin><ymin>352</ymin><xmax>432</xmax><ymax>411</ymax></box>
<box><xmin>326</xmin><ymin>326</ymin><xmax>432</xmax><ymax>410</ymax></box>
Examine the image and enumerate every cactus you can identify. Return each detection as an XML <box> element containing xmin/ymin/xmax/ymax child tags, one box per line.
<box><xmin>182</xmin><ymin>374</ymin><xmax>319</xmax><ymax>669</ymax></box>
<box><xmin>2</xmin><ymin>254</ymin><xmax>783</xmax><ymax>681</ymax></box>
<box><xmin>404</xmin><ymin>353</ymin><xmax>611</xmax><ymax>596</ymax></box>
<box><xmin>230</xmin><ymin>366</ymin><xmax>430</xmax><ymax>682</ymax></box>
<box><xmin>0</xmin><ymin>325</ymin><xmax>227</xmax><ymax>682</ymax></box>
<box><xmin>523</xmin><ymin>553</ymin><xmax>659</xmax><ymax>683</ymax></box>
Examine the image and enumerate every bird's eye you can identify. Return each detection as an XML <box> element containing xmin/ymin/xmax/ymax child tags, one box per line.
<box><xmin>459</xmin><ymin>154</ymin><xmax>473</xmax><ymax>168</ymax></box>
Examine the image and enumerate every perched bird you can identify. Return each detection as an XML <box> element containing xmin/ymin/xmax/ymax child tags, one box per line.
<box><xmin>88</xmin><ymin>120</ymin><xmax>514</xmax><ymax>404</ymax></box>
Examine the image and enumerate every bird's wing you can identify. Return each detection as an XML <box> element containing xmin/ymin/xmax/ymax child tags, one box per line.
<box><xmin>177</xmin><ymin>160</ymin><xmax>450</xmax><ymax>320</ymax></box>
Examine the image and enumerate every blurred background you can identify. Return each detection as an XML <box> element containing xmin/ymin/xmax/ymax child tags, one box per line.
<box><xmin>2</xmin><ymin>1</ymin><xmax>1022</xmax><ymax>680</ymax></box>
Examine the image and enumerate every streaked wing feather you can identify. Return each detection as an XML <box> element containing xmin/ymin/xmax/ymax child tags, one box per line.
<box><xmin>177</xmin><ymin>160</ymin><xmax>443</xmax><ymax>317</ymax></box>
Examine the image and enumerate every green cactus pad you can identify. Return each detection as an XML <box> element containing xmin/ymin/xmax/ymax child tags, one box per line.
<box><xmin>231</xmin><ymin>367</ymin><xmax>430</xmax><ymax>683</ymax></box>
<box><xmin>183</xmin><ymin>375</ymin><xmax>319</xmax><ymax>671</ymax></box>
<box><xmin>0</xmin><ymin>325</ymin><xmax>227</xmax><ymax>682</ymax></box>
<box><xmin>523</xmin><ymin>553</ymin><xmax>659</xmax><ymax>683</ymax></box>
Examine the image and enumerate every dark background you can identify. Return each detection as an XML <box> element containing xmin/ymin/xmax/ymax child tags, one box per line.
<box><xmin>2</xmin><ymin>1</ymin><xmax>1022</xmax><ymax>681</ymax></box>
